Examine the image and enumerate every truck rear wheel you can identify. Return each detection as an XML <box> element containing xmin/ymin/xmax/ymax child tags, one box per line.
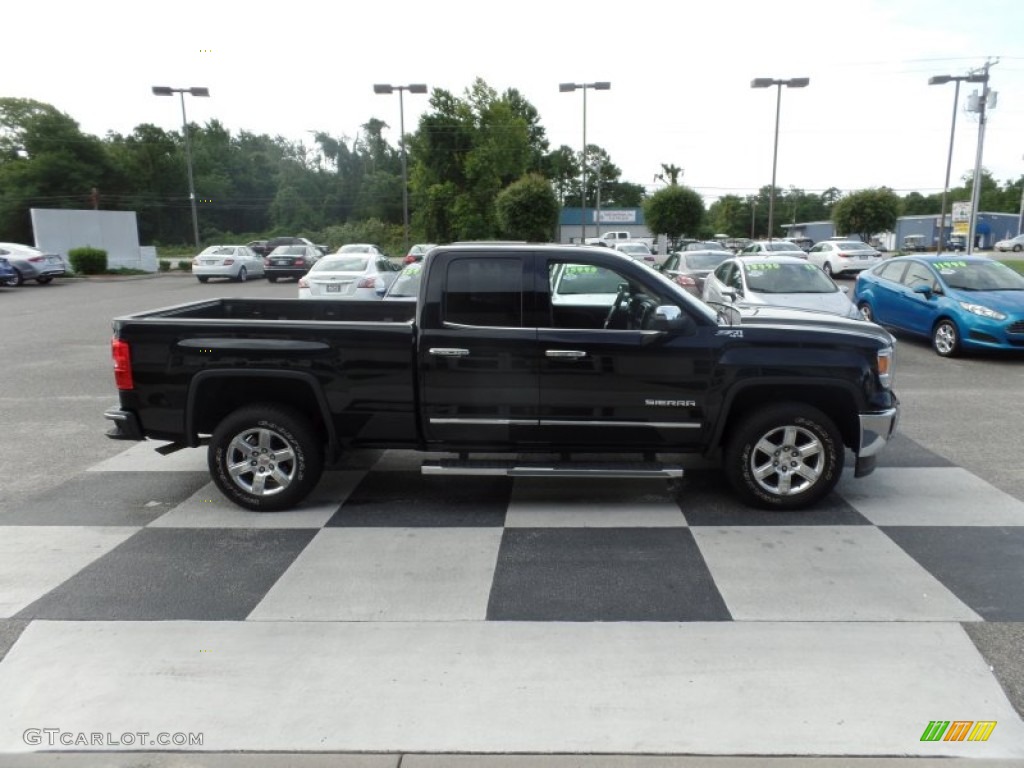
<box><xmin>208</xmin><ymin>404</ymin><xmax>324</xmax><ymax>511</ymax></box>
<box><xmin>724</xmin><ymin>403</ymin><xmax>843</xmax><ymax>510</ymax></box>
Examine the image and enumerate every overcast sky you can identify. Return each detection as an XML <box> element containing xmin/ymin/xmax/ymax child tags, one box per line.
<box><xmin>7</xmin><ymin>0</ymin><xmax>1023</xmax><ymax>204</ymax></box>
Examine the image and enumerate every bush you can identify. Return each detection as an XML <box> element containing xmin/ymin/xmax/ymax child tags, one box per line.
<box><xmin>68</xmin><ymin>247</ymin><xmax>107</xmax><ymax>275</ymax></box>
<box><xmin>159</xmin><ymin>260</ymin><xmax>171</xmax><ymax>272</ymax></box>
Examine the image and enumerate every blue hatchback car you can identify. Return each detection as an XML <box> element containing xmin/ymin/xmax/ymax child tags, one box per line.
<box><xmin>854</xmin><ymin>255</ymin><xmax>1024</xmax><ymax>356</ymax></box>
<box><xmin>0</xmin><ymin>254</ymin><xmax>16</xmax><ymax>286</ymax></box>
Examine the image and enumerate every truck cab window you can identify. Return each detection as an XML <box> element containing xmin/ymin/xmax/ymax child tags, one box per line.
<box><xmin>444</xmin><ymin>257</ymin><xmax>523</xmax><ymax>327</ymax></box>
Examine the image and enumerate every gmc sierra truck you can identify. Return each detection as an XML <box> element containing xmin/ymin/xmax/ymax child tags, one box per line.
<box><xmin>105</xmin><ymin>243</ymin><xmax>899</xmax><ymax>512</ymax></box>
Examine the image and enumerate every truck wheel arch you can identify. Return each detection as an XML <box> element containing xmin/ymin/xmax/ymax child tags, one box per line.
<box><xmin>707</xmin><ymin>379</ymin><xmax>862</xmax><ymax>456</ymax></box>
<box><xmin>185</xmin><ymin>370</ymin><xmax>339</xmax><ymax>461</ymax></box>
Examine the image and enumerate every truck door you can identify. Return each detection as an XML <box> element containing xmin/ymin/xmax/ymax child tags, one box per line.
<box><xmin>417</xmin><ymin>252</ymin><xmax>539</xmax><ymax>446</ymax></box>
<box><xmin>535</xmin><ymin>254</ymin><xmax>712</xmax><ymax>450</ymax></box>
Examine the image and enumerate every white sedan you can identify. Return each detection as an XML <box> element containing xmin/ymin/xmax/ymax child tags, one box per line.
<box><xmin>806</xmin><ymin>240</ymin><xmax>882</xmax><ymax>277</ymax></box>
<box><xmin>994</xmin><ymin>234</ymin><xmax>1024</xmax><ymax>253</ymax></box>
<box><xmin>702</xmin><ymin>255</ymin><xmax>860</xmax><ymax>320</ymax></box>
<box><xmin>298</xmin><ymin>254</ymin><xmax>401</xmax><ymax>300</ymax></box>
<box><xmin>192</xmin><ymin>245</ymin><xmax>265</xmax><ymax>283</ymax></box>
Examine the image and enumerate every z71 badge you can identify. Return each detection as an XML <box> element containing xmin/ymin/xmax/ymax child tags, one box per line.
<box><xmin>716</xmin><ymin>329</ymin><xmax>744</xmax><ymax>338</ymax></box>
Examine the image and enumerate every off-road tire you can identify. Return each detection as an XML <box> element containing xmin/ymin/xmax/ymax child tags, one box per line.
<box><xmin>208</xmin><ymin>404</ymin><xmax>324</xmax><ymax>511</ymax></box>
<box><xmin>725</xmin><ymin>403</ymin><xmax>844</xmax><ymax>510</ymax></box>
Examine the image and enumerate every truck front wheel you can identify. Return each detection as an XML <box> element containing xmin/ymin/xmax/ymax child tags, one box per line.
<box><xmin>209</xmin><ymin>404</ymin><xmax>324</xmax><ymax>511</ymax></box>
<box><xmin>724</xmin><ymin>403</ymin><xmax>844</xmax><ymax>510</ymax></box>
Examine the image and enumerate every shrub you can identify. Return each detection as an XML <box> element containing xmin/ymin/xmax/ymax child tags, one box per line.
<box><xmin>159</xmin><ymin>260</ymin><xmax>171</xmax><ymax>272</ymax></box>
<box><xmin>68</xmin><ymin>247</ymin><xmax>107</xmax><ymax>275</ymax></box>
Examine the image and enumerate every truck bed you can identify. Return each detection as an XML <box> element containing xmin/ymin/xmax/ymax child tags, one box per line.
<box><xmin>121</xmin><ymin>297</ymin><xmax>416</xmax><ymax>324</ymax></box>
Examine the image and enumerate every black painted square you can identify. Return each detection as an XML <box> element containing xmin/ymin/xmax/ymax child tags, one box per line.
<box><xmin>883</xmin><ymin>526</ymin><xmax>1024</xmax><ymax>621</ymax></box>
<box><xmin>676</xmin><ymin>470</ymin><xmax>871</xmax><ymax>526</ymax></box>
<box><xmin>326</xmin><ymin>471</ymin><xmax>509</xmax><ymax>527</ymax></box>
<box><xmin>487</xmin><ymin>527</ymin><xmax>731</xmax><ymax>622</ymax></box>
<box><xmin>0</xmin><ymin>472</ymin><xmax>212</xmax><ymax>526</ymax></box>
<box><xmin>16</xmin><ymin>528</ymin><xmax>316</xmax><ymax>621</ymax></box>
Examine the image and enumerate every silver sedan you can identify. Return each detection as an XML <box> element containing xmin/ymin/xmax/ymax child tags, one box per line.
<box><xmin>703</xmin><ymin>255</ymin><xmax>861</xmax><ymax>320</ymax></box>
<box><xmin>298</xmin><ymin>254</ymin><xmax>402</xmax><ymax>300</ymax></box>
<box><xmin>0</xmin><ymin>242</ymin><xmax>68</xmax><ymax>286</ymax></box>
<box><xmin>191</xmin><ymin>245</ymin><xmax>266</xmax><ymax>283</ymax></box>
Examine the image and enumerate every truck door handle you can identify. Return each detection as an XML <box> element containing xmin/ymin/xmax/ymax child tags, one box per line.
<box><xmin>429</xmin><ymin>348</ymin><xmax>470</xmax><ymax>357</ymax></box>
<box><xmin>545</xmin><ymin>350</ymin><xmax>587</xmax><ymax>358</ymax></box>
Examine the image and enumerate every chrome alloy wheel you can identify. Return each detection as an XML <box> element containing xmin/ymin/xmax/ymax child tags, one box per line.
<box><xmin>223</xmin><ymin>426</ymin><xmax>298</xmax><ymax>497</ymax></box>
<box><xmin>749</xmin><ymin>425</ymin><xmax>823</xmax><ymax>497</ymax></box>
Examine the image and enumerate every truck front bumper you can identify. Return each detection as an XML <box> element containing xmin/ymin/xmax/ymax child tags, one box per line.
<box><xmin>854</xmin><ymin>404</ymin><xmax>900</xmax><ymax>477</ymax></box>
<box><xmin>104</xmin><ymin>407</ymin><xmax>144</xmax><ymax>441</ymax></box>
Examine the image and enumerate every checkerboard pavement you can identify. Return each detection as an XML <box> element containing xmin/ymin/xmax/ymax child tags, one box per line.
<box><xmin>2</xmin><ymin>433</ymin><xmax>1023</xmax><ymax>757</ymax></box>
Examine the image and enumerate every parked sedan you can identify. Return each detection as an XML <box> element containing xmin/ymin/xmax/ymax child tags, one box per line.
<box><xmin>0</xmin><ymin>242</ymin><xmax>67</xmax><ymax>286</ymax></box>
<box><xmin>806</xmin><ymin>240</ymin><xmax>882</xmax><ymax>278</ymax></box>
<box><xmin>659</xmin><ymin>246</ymin><xmax>732</xmax><ymax>297</ymax></box>
<box><xmin>737</xmin><ymin>240</ymin><xmax>808</xmax><ymax>258</ymax></box>
<box><xmin>994</xmin><ymin>234</ymin><xmax>1024</xmax><ymax>253</ymax></box>
<box><xmin>298</xmin><ymin>253</ymin><xmax>401</xmax><ymax>299</ymax></box>
<box><xmin>613</xmin><ymin>242</ymin><xmax>656</xmax><ymax>265</ymax></box>
<box><xmin>854</xmin><ymin>255</ymin><xmax>1024</xmax><ymax>357</ymax></box>
<box><xmin>382</xmin><ymin>261</ymin><xmax>424</xmax><ymax>301</ymax></box>
<box><xmin>192</xmin><ymin>245</ymin><xmax>265</xmax><ymax>283</ymax></box>
<box><xmin>403</xmin><ymin>243</ymin><xmax>438</xmax><ymax>264</ymax></box>
<box><xmin>703</xmin><ymin>255</ymin><xmax>860</xmax><ymax>319</ymax></box>
<box><xmin>264</xmin><ymin>245</ymin><xmax>322</xmax><ymax>282</ymax></box>
<box><xmin>335</xmin><ymin>243</ymin><xmax>386</xmax><ymax>258</ymax></box>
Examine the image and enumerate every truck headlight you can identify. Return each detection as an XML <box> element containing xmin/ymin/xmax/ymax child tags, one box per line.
<box><xmin>958</xmin><ymin>301</ymin><xmax>1006</xmax><ymax>320</ymax></box>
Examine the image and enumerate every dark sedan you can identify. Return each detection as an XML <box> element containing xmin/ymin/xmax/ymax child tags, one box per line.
<box><xmin>660</xmin><ymin>243</ymin><xmax>733</xmax><ymax>297</ymax></box>
<box><xmin>264</xmin><ymin>245</ymin><xmax>322</xmax><ymax>282</ymax></box>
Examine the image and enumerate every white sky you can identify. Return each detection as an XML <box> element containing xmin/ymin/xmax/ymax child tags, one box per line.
<box><xmin>7</xmin><ymin>0</ymin><xmax>1024</xmax><ymax>204</ymax></box>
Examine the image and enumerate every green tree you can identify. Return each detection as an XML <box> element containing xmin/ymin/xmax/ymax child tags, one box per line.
<box><xmin>832</xmin><ymin>188</ymin><xmax>902</xmax><ymax>242</ymax></box>
<box><xmin>643</xmin><ymin>185</ymin><xmax>705</xmax><ymax>250</ymax></box>
<box><xmin>0</xmin><ymin>98</ymin><xmax>114</xmax><ymax>242</ymax></box>
<box><xmin>495</xmin><ymin>173</ymin><xmax>558</xmax><ymax>241</ymax></box>
<box><xmin>408</xmin><ymin>79</ymin><xmax>542</xmax><ymax>242</ymax></box>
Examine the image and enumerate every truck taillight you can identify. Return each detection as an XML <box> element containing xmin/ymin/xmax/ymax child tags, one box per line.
<box><xmin>112</xmin><ymin>337</ymin><xmax>133</xmax><ymax>390</ymax></box>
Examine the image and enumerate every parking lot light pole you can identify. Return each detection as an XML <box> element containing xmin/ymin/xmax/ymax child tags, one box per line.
<box><xmin>374</xmin><ymin>83</ymin><xmax>428</xmax><ymax>255</ymax></box>
<box><xmin>560</xmin><ymin>81</ymin><xmax>611</xmax><ymax>243</ymax></box>
<box><xmin>1018</xmin><ymin>154</ymin><xmax>1024</xmax><ymax>236</ymax></box>
<box><xmin>929</xmin><ymin>73</ymin><xmax>985</xmax><ymax>254</ymax></box>
<box><xmin>152</xmin><ymin>86</ymin><xmax>209</xmax><ymax>250</ymax></box>
<box><xmin>751</xmin><ymin>77</ymin><xmax>809</xmax><ymax>244</ymax></box>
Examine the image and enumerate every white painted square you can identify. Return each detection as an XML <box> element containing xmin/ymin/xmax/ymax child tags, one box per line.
<box><xmin>692</xmin><ymin>526</ymin><xmax>980</xmax><ymax>621</ymax></box>
<box><xmin>2</xmin><ymin>621</ymin><xmax>1023</xmax><ymax>757</ymax></box>
<box><xmin>148</xmin><ymin>472</ymin><xmax>365</xmax><ymax>529</ymax></box>
<box><xmin>506</xmin><ymin>478</ymin><xmax>685</xmax><ymax>527</ymax></box>
<box><xmin>838</xmin><ymin>467</ymin><xmax>1024</xmax><ymax>526</ymax></box>
<box><xmin>0</xmin><ymin>527</ymin><xmax>138</xmax><ymax>617</ymax></box>
<box><xmin>87</xmin><ymin>441</ymin><xmax>207</xmax><ymax>472</ymax></box>
<box><xmin>247</xmin><ymin>528</ymin><xmax>503</xmax><ymax>621</ymax></box>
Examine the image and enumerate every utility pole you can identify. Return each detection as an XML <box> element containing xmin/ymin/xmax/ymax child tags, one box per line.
<box><xmin>966</xmin><ymin>59</ymin><xmax>998</xmax><ymax>255</ymax></box>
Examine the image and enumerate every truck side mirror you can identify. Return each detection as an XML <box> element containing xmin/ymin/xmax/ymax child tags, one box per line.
<box><xmin>650</xmin><ymin>305</ymin><xmax>696</xmax><ymax>333</ymax></box>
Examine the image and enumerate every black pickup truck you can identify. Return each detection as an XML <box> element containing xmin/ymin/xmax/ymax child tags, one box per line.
<box><xmin>105</xmin><ymin>244</ymin><xmax>899</xmax><ymax>511</ymax></box>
